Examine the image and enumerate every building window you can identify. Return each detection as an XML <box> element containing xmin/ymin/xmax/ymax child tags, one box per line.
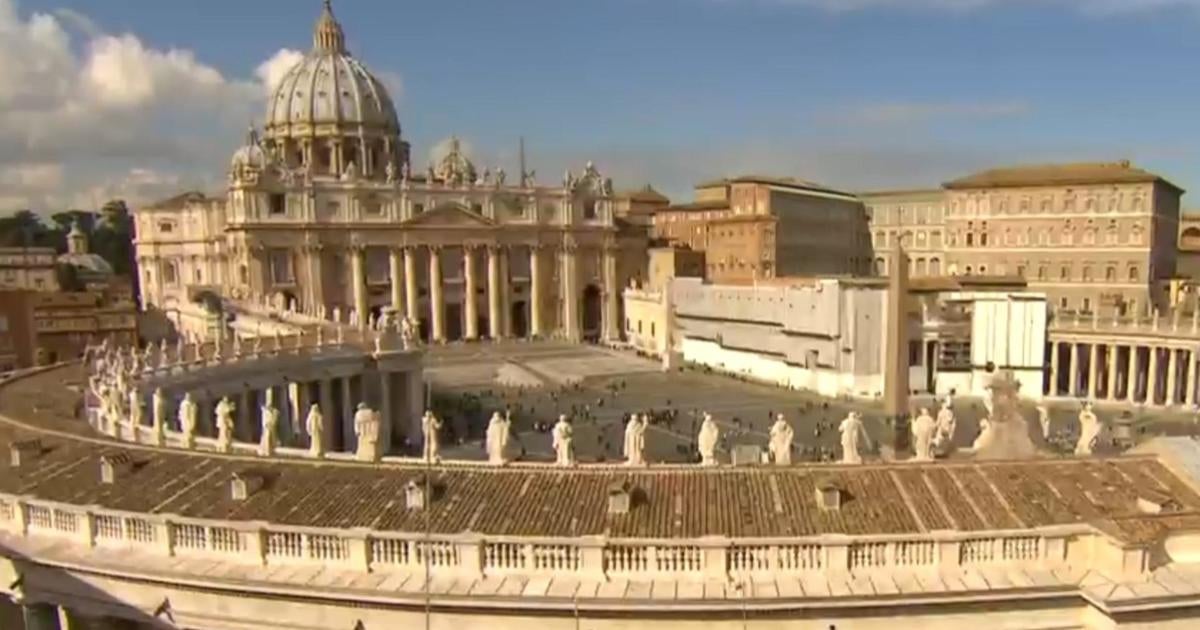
<box><xmin>1129</xmin><ymin>265</ymin><xmax>1139</xmax><ymax>282</ymax></box>
<box><xmin>1130</xmin><ymin>226</ymin><xmax>1144</xmax><ymax>245</ymax></box>
<box><xmin>158</xmin><ymin>222</ymin><xmax>175</xmax><ymax>234</ymax></box>
<box><xmin>1016</xmin><ymin>265</ymin><xmax>1026</xmax><ymax>277</ymax></box>
<box><xmin>364</xmin><ymin>198</ymin><xmax>383</xmax><ymax>216</ymax></box>
<box><xmin>163</xmin><ymin>262</ymin><xmax>178</xmax><ymax>285</ymax></box>
<box><xmin>1060</xmin><ymin>265</ymin><xmax>1070</xmax><ymax>281</ymax></box>
<box><xmin>929</xmin><ymin>258</ymin><xmax>941</xmax><ymax>275</ymax></box>
<box><xmin>1082</xmin><ymin>266</ymin><xmax>1093</xmax><ymax>282</ymax></box>
<box><xmin>1061</xmin><ymin>297</ymin><xmax>1069</xmax><ymax>309</ymax></box>
<box><xmin>413</xmin><ymin>203</ymin><xmax>425</xmax><ymax>214</ymax></box>
<box><xmin>583</xmin><ymin>199</ymin><xmax>598</xmax><ymax>220</ymax></box>
<box><xmin>471</xmin><ymin>202</ymin><xmax>483</xmax><ymax>215</ymax></box>
<box><xmin>1083</xmin><ymin>297</ymin><xmax>1092</xmax><ymax>312</ymax></box>
<box><xmin>269</xmin><ymin>249</ymin><xmax>294</xmax><ymax>285</ymax></box>
<box><xmin>326</xmin><ymin>201</ymin><xmax>341</xmax><ymax>217</ymax></box>
<box><xmin>194</xmin><ymin>269</ymin><xmax>202</xmax><ymax>284</ymax></box>
<box><xmin>1064</xmin><ymin>197</ymin><xmax>1076</xmax><ymax>212</ymax></box>
<box><xmin>1037</xmin><ymin>266</ymin><xmax>1047</xmax><ymax>281</ymax></box>
<box><xmin>269</xmin><ymin>193</ymin><xmax>286</xmax><ymax>215</ymax></box>
<box><xmin>1106</xmin><ymin>266</ymin><xmax>1117</xmax><ymax>281</ymax></box>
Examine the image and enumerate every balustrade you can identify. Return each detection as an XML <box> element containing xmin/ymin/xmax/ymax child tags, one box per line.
<box><xmin>0</xmin><ymin>494</ymin><xmax>1092</xmax><ymax>584</ymax></box>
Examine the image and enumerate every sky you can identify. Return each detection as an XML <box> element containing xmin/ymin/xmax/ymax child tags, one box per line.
<box><xmin>4</xmin><ymin>0</ymin><xmax>1200</xmax><ymax>212</ymax></box>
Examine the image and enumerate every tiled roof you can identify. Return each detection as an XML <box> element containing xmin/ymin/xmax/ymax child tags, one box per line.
<box><xmin>141</xmin><ymin>191</ymin><xmax>209</xmax><ymax>210</ymax></box>
<box><xmin>4</xmin><ymin>365</ymin><xmax>1200</xmax><ymax>542</ymax></box>
<box><xmin>944</xmin><ymin>161</ymin><xmax>1183</xmax><ymax>193</ymax></box>
<box><xmin>696</xmin><ymin>175</ymin><xmax>854</xmax><ymax>198</ymax></box>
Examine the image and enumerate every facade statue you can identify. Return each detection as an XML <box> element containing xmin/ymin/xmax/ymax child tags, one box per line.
<box><xmin>934</xmin><ymin>400</ymin><xmax>956</xmax><ymax>451</ymax></box>
<box><xmin>552</xmin><ymin>414</ymin><xmax>575</xmax><ymax>466</ymax></box>
<box><xmin>342</xmin><ymin>160</ymin><xmax>357</xmax><ymax>181</ymax></box>
<box><xmin>1037</xmin><ymin>404</ymin><xmax>1052</xmax><ymax>440</ymax></box>
<box><xmin>697</xmin><ymin>412</ymin><xmax>720</xmax><ymax>466</ymax></box>
<box><xmin>485</xmin><ymin>411</ymin><xmax>510</xmax><ymax>465</ymax></box>
<box><xmin>1076</xmin><ymin>403</ymin><xmax>1101</xmax><ymax>455</ymax></box>
<box><xmin>104</xmin><ymin>384</ymin><xmax>124</xmax><ymax>438</ymax></box>
<box><xmin>353</xmin><ymin>403</ymin><xmax>381</xmax><ymax>462</ymax></box>
<box><xmin>385</xmin><ymin>159</ymin><xmax>396</xmax><ymax>184</ymax></box>
<box><xmin>400</xmin><ymin>317</ymin><xmax>417</xmax><ymax>348</ymax></box>
<box><xmin>421</xmin><ymin>410</ymin><xmax>443</xmax><ymax>462</ymax></box>
<box><xmin>495</xmin><ymin>167</ymin><xmax>506</xmax><ymax>186</ymax></box>
<box><xmin>768</xmin><ymin>413</ymin><xmax>794</xmax><ymax>465</ymax></box>
<box><xmin>971</xmin><ymin>371</ymin><xmax>1037</xmax><ymax>460</ymax></box>
<box><xmin>623</xmin><ymin>413</ymin><xmax>647</xmax><ymax>466</ymax></box>
<box><xmin>306</xmin><ymin>404</ymin><xmax>325</xmax><ymax>458</ymax></box>
<box><xmin>260</xmin><ymin>392</ymin><xmax>280</xmax><ymax>457</ymax></box>
<box><xmin>151</xmin><ymin>388</ymin><xmax>166</xmax><ymax>446</ymax></box>
<box><xmin>839</xmin><ymin>411</ymin><xmax>866</xmax><ymax>465</ymax></box>
<box><xmin>215</xmin><ymin>397</ymin><xmax>236</xmax><ymax>453</ymax></box>
<box><xmin>911</xmin><ymin>407</ymin><xmax>937</xmax><ymax>461</ymax></box>
<box><xmin>179</xmin><ymin>393</ymin><xmax>198</xmax><ymax>449</ymax></box>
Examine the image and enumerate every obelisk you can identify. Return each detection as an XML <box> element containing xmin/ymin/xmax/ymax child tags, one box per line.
<box><xmin>884</xmin><ymin>242</ymin><xmax>911</xmax><ymax>450</ymax></box>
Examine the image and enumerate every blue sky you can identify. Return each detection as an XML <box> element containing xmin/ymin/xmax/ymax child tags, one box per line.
<box><xmin>5</xmin><ymin>0</ymin><xmax>1200</xmax><ymax>208</ymax></box>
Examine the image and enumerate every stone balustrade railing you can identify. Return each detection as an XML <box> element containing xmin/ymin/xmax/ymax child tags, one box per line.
<box><xmin>1049</xmin><ymin>310</ymin><xmax>1200</xmax><ymax>338</ymax></box>
<box><xmin>0</xmin><ymin>492</ymin><xmax>1122</xmax><ymax>583</ymax></box>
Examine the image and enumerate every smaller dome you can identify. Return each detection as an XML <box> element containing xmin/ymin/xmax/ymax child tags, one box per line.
<box><xmin>434</xmin><ymin>137</ymin><xmax>476</xmax><ymax>185</ymax></box>
<box><xmin>230</xmin><ymin>127</ymin><xmax>270</xmax><ymax>173</ymax></box>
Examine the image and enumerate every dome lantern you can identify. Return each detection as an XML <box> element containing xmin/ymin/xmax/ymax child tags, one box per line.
<box><xmin>313</xmin><ymin>0</ymin><xmax>346</xmax><ymax>54</ymax></box>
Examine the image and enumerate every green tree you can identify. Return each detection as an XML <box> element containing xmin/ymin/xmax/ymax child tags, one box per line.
<box><xmin>0</xmin><ymin>210</ymin><xmax>56</xmax><ymax>248</ymax></box>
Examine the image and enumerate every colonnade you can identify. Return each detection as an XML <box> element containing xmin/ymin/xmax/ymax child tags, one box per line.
<box><xmin>1045</xmin><ymin>339</ymin><xmax>1199</xmax><ymax>408</ymax></box>
<box><xmin>332</xmin><ymin>243</ymin><xmax>620</xmax><ymax>342</ymax></box>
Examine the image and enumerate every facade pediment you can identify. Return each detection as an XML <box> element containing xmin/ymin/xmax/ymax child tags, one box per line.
<box><xmin>404</xmin><ymin>204</ymin><xmax>495</xmax><ymax>228</ymax></box>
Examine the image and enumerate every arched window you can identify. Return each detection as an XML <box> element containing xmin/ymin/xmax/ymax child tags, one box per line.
<box><xmin>929</xmin><ymin>258</ymin><xmax>941</xmax><ymax>275</ymax></box>
<box><xmin>965</xmin><ymin>265</ymin><xmax>973</xmax><ymax>275</ymax></box>
<box><xmin>163</xmin><ymin>261</ymin><xmax>179</xmax><ymax>285</ymax></box>
<box><xmin>1106</xmin><ymin>266</ymin><xmax>1117</xmax><ymax>281</ymax></box>
<box><xmin>1130</xmin><ymin>225</ymin><xmax>1144</xmax><ymax>245</ymax></box>
<box><xmin>1037</xmin><ymin>266</ymin><xmax>1048</xmax><ymax>281</ymax></box>
<box><xmin>1128</xmin><ymin>265</ymin><xmax>1140</xmax><ymax>282</ymax></box>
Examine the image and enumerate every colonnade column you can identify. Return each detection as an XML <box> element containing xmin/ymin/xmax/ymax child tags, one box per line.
<box><xmin>500</xmin><ymin>248</ymin><xmax>513</xmax><ymax>337</ymax></box>
<box><xmin>388</xmin><ymin>247</ymin><xmax>404</xmax><ymax>315</ymax></box>
<box><xmin>429</xmin><ymin>247</ymin><xmax>445</xmax><ymax>343</ymax></box>
<box><xmin>304</xmin><ymin>242</ymin><xmax>324</xmax><ymax>313</ymax></box>
<box><xmin>1107</xmin><ymin>345</ymin><xmax>1119</xmax><ymax>402</ymax></box>
<box><xmin>1049</xmin><ymin>341</ymin><xmax>1060</xmax><ymax>396</ymax></box>
<box><xmin>239</xmin><ymin>389</ymin><xmax>254</xmax><ymax>442</ymax></box>
<box><xmin>602</xmin><ymin>246</ymin><xmax>619</xmax><ymax>342</ymax></box>
<box><xmin>1187</xmin><ymin>349</ymin><xmax>1197</xmax><ymax>408</ymax></box>
<box><xmin>319</xmin><ymin>378</ymin><xmax>337</xmax><ymax>452</ymax></box>
<box><xmin>1087</xmin><ymin>344</ymin><xmax>1099</xmax><ymax>400</ymax></box>
<box><xmin>529</xmin><ymin>245</ymin><xmax>545</xmax><ymax>338</ymax></box>
<box><xmin>403</xmin><ymin>246</ymin><xmax>419</xmax><ymax>322</ymax></box>
<box><xmin>561</xmin><ymin>242</ymin><xmax>580</xmax><ymax>342</ymax></box>
<box><xmin>487</xmin><ymin>245</ymin><xmax>502</xmax><ymax>339</ymax></box>
<box><xmin>1167</xmin><ymin>348</ymin><xmax>1179</xmax><ymax>406</ymax></box>
<box><xmin>1127</xmin><ymin>347</ymin><xmax>1138</xmax><ymax>403</ymax></box>
<box><xmin>350</xmin><ymin>245</ymin><xmax>368</xmax><ymax>330</ymax></box>
<box><xmin>379</xmin><ymin>371</ymin><xmax>393</xmax><ymax>455</ymax></box>
<box><xmin>1068</xmin><ymin>343</ymin><xmax>1080</xmax><ymax>397</ymax></box>
<box><xmin>1148</xmin><ymin>347</ymin><xmax>1160</xmax><ymax>406</ymax></box>
<box><xmin>463</xmin><ymin>246</ymin><xmax>479</xmax><ymax>340</ymax></box>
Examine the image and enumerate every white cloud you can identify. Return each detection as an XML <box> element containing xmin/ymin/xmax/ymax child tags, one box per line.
<box><xmin>255</xmin><ymin>48</ymin><xmax>304</xmax><ymax>95</ymax></box>
<box><xmin>830</xmin><ymin>101</ymin><xmax>1030</xmax><ymax>126</ymax></box>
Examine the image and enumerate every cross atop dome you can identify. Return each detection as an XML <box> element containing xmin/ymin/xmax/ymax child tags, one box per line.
<box><xmin>313</xmin><ymin>0</ymin><xmax>346</xmax><ymax>54</ymax></box>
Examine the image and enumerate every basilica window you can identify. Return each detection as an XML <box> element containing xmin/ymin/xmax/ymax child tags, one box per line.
<box><xmin>163</xmin><ymin>262</ymin><xmax>178</xmax><ymax>286</ymax></box>
<box><xmin>1082</xmin><ymin>266</ymin><xmax>1093</xmax><ymax>282</ymax></box>
<box><xmin>1085</xmin><ymin>198</ymin><xmax>1095</xmax><ymax>212</ymax></box>
<box><xmin>158</xmin><ymin>221</ymin><xmax>175</xmax><ymax>234</ymax></box>
<box><xmin>583</xmin><ymin>199</ymin><xmax>599</xmax><ymax>220</ymax></box>
<box><xmin>269</xmin><ymin>194</ymin><xmax>286</xmax><ymax>216</ymax></box>
<box><xmin>1106</xmin><ymin>221</ymin><xmax>1119</xmax><ymax>244</ymax></box>
<box><xmin>1037</xmin><ymin>266</ymin><xmax>1047</xmax><ymax>281</ymax></box>
<box><xmin>1132</xmin><ymin>196</ymin><xmax>1145</xmax><ymax>212</ymax></box>
<box><xmin>269</xmin><ymin>249</ymin><xmax>294</xmax><ymax>285</ymax></box>
<box><xmin>366</xmin><ymin>247</ymin><xmax>389</xmax><ymax>283</ymax></box>
<box><xmin>929</xmin><ymin>258</ymin><xmax>941</xmax><ymax>275</ymax></box>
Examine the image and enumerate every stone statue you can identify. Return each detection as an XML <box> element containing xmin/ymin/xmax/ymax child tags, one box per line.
<box><xmin>934</xmin><ymin>400</ymin><xmax>957</xmax><ymax>452</ymax></box>
<box><xmin>422</xmin><ymin>410</ymin><xmax>443</xmax><ymax>462</ymax></box>
<box><xmin>128</xmin><ymin>389</ymin><xmax>143</xmax><ymax>435</ymax></box>
<box><xmin>839</xmin><ymin>411</ymin><xmax>866</xmax><ymax>464</ymax></box>
<box><xmin>104</xmin><ymin>384</ymin><xmax>124</xmax><ymax>437</ymax></box>
<box><xmin>400</xmin><ymin>317</ymin><xmax>417</xmax><ymax>348</ymax></box>
<box><xmin>353</xmin><ymin>403</ymin><xmax>381</xmax><ymax>462</ymax></box>
<box><xmin>623</xmin><ymin>413</ymin><xmax>647</xmax><ymax>466</ymax></box>
<box><xmin>151</xmin><ymin>388</ymin><xmax>166</xmax><ymax>446</ymax></box>
<box><xmin>1037</xmin><ymin>404</ymin><xmax>1051</xmax><ymax>440</ymax></box>
<box><xmin>215</xmin><ymin>397</ymin><xmax>236</xmax><ymax>453</ymax></box>
<box><xmin>306</xmin><ymin>404</ymin><xmax>325</xmax><ymax>458</ymax></box>
<box><xmin>911</xmin><ymin>407</ymin><xmax>937</xmax><ymax>461</ymax></box>
<box><xmin>768</xmin><ymin>413</ymin><xmax>794</xmax><ymax>465</ymax></box>
<box><xmin>179</xmin><ymin>393</ymin><xmax>198</xmax><ymax>449</ymax></box>
<box><xmin>697</xmin><ymin>412</ymin><xmax>720</xmax><ymax>466</ymax></box>
<box><xmin>486</xmin><ymin>411</ymin><xmax>510</xmax><ymax>465</ymax></box>
<box><xmin>385</xmin><ymin>159</ymin><xmax>396</xmax><ymax>184</ymax></box>
<box><xmin>971</xmin><ymin>371</ymin><xmax>1037</xmax><ymax>460</ymax></box>
<box><xmin>332</xmin><ymin>306</ymin><xmax>342</xmax><ymax>324</ymax></box>
<box><xmin>260</xmin><ymin>391</ymin><xmax>280</xmax><ymax>457</ymax></box>
<box><xmin>495</xmin><ymin>167</ymin><xmax>506</xmax><ymax>186</ymax></box>
<box><xmin>552</xmin><ymin>414</ymin><xmax>575</xmax><ymax>466</ymax></box>
<box><xmin>1076</xmin><ymin>402</ymin><xmax>1101</xmax><ymax>455</ymax></box>
<box><xmin>342</xmin><ymin>160</ymin><xmax>358</xmax><ymax>181</ymax></box>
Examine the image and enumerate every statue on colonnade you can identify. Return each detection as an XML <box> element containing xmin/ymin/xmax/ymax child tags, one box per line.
<box><xmin>623</xmin><ymin>413</ymin><xmax>647</xmax><ymax>467</ymax></box>
<box><xmin>698</xmin><ymin>412</ymin><xmax>720</xmax><ymax>466</ymax></box>
<box><xmin>354</xmin><ymin>403</ymin><xmax>381</xmax><ymax>462</ymax></box>
<box><xmin>552</xmin><ymin>414</ymin><xmax>575</xmax><ymax>466</ymax></box>
<box><xmin>911</xmin><ymin>407</ymin><xmax>936</xmax><ymax>461</ymax></box>
<box><xmin>179</xmin><ymin>393</ymin><xmax>198</xmax><ymax>449</ymax></box>
<box><xmin>260</xmin><ymin>390</ymin><xmax>280</xmax><ymax>457</ymax></box>
<box><xmin>839</xmin><ymin>411</ymin><xmax>866</xmax><ymax>464</ymax></box>
<box><xmin>934</xmin><ymin>400</ymin><xmax>957</xmax><ymax>453</ymax></box>
<box><xmin>151</xmin><ymin>388</ymin><xmax>166</xmax><ymax>447</ymax></box>
<box><xmin>215</xmin><ymin>397</ymin><xmax>236</xmax><ymax>453</ymax></box>
<box><xmin>306</xmin><ymin>404</ymin><xmax>325</xmax><ymax>458</ymax></box>
<box><xmin>486</xmin><ymin>411</ymin><xmax>510</xmax><ymax>465</ymax></box>
<box><xmin>422</xmin><ymin>410</ymin><xmax>443</xmax><ymax>462</ymax></box>
<box><xmin>1075</xmin><ymin>402</ymin><xmax>1102</xmax><ymax>456</ymax></box>
<box><xmin>769</xmin><ymin>413</ymin><xmax>794</xmax><ymax>465</ymax></box>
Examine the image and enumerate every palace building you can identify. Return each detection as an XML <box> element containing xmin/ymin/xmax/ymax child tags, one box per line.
<box><xmin>134</xmin><ymin>2</ymin><xmax>646</xmax><ymax>344</ymax></box>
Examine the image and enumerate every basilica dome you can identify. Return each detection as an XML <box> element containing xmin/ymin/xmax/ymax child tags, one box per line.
<box><xmin>260</xmin><ymin>1</ymin><xmax>405</xmax><ymax>178</ymax></box>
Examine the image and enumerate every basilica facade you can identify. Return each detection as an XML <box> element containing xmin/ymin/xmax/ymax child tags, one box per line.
<box><xmin>134</xmin><ymin>2</ymin><xmax>646</xmax><ymax>343</ymax></box>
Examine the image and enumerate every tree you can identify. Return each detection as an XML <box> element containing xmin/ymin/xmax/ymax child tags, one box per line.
<box><xmin>0</xmin><ymin>210</ymin><xmax>54</xmax><ymax>247</ymax></box>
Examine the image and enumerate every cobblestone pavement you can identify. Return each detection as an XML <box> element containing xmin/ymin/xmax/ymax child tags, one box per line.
<box><xmin>421</xmin><ymin>341</ymin><xmax>1200</xmax><ymax>463</ymax></box>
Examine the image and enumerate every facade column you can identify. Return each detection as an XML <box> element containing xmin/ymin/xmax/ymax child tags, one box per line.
<box><xmin>403</xmin><ymin>246</ymin><xmax>419</xmax><ymax>322</ymax></box>
<box><xmin>1075</xmin><ymin>340</ymin><xmax>1084</xmax><ymax>396</ymax></box>
<box><xmin>318</xmin><ymin>378</ymin><xmax>337</xmax><ymax>452</ymax></box>
<box><xmin>1087</xmin><ymin>343</ymin><xmax>1099</xmax><ymax>400</ymax></box>
<box><xmin>561</xmin><ymin>243</ymin><xmax>581</xmax><ymax>341</ymax></box>
<box><xmin>1148</xmin><ymin>346</ymin><xmax>1160</xmax><ymax>406</ymax></box>
<box><xmin>341</xmin><ymin>377</ymin><xmax>355</xmax><ymax>449</ymax></box>
<box><xmin>529</xmin><ymin>245</ymin><xmax>545</xmax><ymax>337</ymax></box>
<box><xmin>602</xmin><ymin>246</ymin><xmax>619</xmax><ymax>342</ymax></box>
<box><xmin>1049</xmin><ymin>341</ymin><xmax>1060</xmax><ymax>396</ymax></box>
<box><xmin>1107</xmin><ymin>345</ymin><xmax>1119</xmax><ymax>401</ymax></box>
<box><xmin>487</xmin><ymin>245</ymin><xmax>502</xmax><ymax>339</ymax></box>
<box><xmin>22</xmin><ymin>603</ymin><xmax>59</xmax><ymax>630</ymax></box>
<box><xmin>304</xmin><ymin>243</ymin><xmax>324</xmax><ymax>314</ymax></box>
<box><xmin>463</xmin><ymin>247</ymin><xmax>479</xmax><ymax>340</ymax></box>
<box><xmin>248</xmin><ymin>245</ymin><xmax>267</xmax><ymax>299</ymax></box>
<box><xmin>429</xmin><ymin>247</ymin><xmax>446</xmax><ymax>342</ymax></box>
<box><xmin>389</xmin><ymin>247</ymin><xmax>404</xmax><ymax>315</ymax></box>
<box><xmin>1126</xmin><ymin>346</ymin><xmax>1138</xmax><ymax>403</ymax></box>
<box><xmin>380</xmin><ymin>371</ymin><xmax>393</xmax><ymax>455</ymax></box>
<box><xmin>1167</xmin><ymin>348</ymin><xmax>1179</xmax><ymax>406</ymax></box>
<box><xmin>239</xmin><ymin>389</ymin><xmax>254</xmax><ymax>443</ymax></box>
<box><xmin>500</xmin><ymin>247</ymin><xmax>514</xmax><ymax>337</ymax></box>
<box><xmin>350</xmin><ymin>246</ymin><xmax>368</xmax><ymax>329</ymax></box>
<box><xmin>1187</xmin><ymin>349</ymin><xmax>1197</xmax><ymax>408</ymax></box>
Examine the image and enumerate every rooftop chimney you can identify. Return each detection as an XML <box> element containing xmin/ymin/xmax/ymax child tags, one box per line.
<box><xmin>405</xmin><ymin>478</ymin><xmax>427</xmax><ymax>510</ymax></box>
<box><xmin>608</xmin><ymin>480</ymin><xmax>633</xmax><ymax>515</ymax></box>
<box><xmin>10</xmin><ymin>439</ymin><xmax>43</xmax><ymax>468</ymax></box>
<box><xmin>815</xmin><ymin>482</ymin><xmax>843</xmax><ymax>511</ymax></box>
<box><xmin>231</xmin><ymin>472</ymin><xmax>265</xmax><ymax>501</ymax></box>
<box><xmin>99</xmin><ymin>453</ymin><xmax>135</xmax><ymax>484</ymax></box>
